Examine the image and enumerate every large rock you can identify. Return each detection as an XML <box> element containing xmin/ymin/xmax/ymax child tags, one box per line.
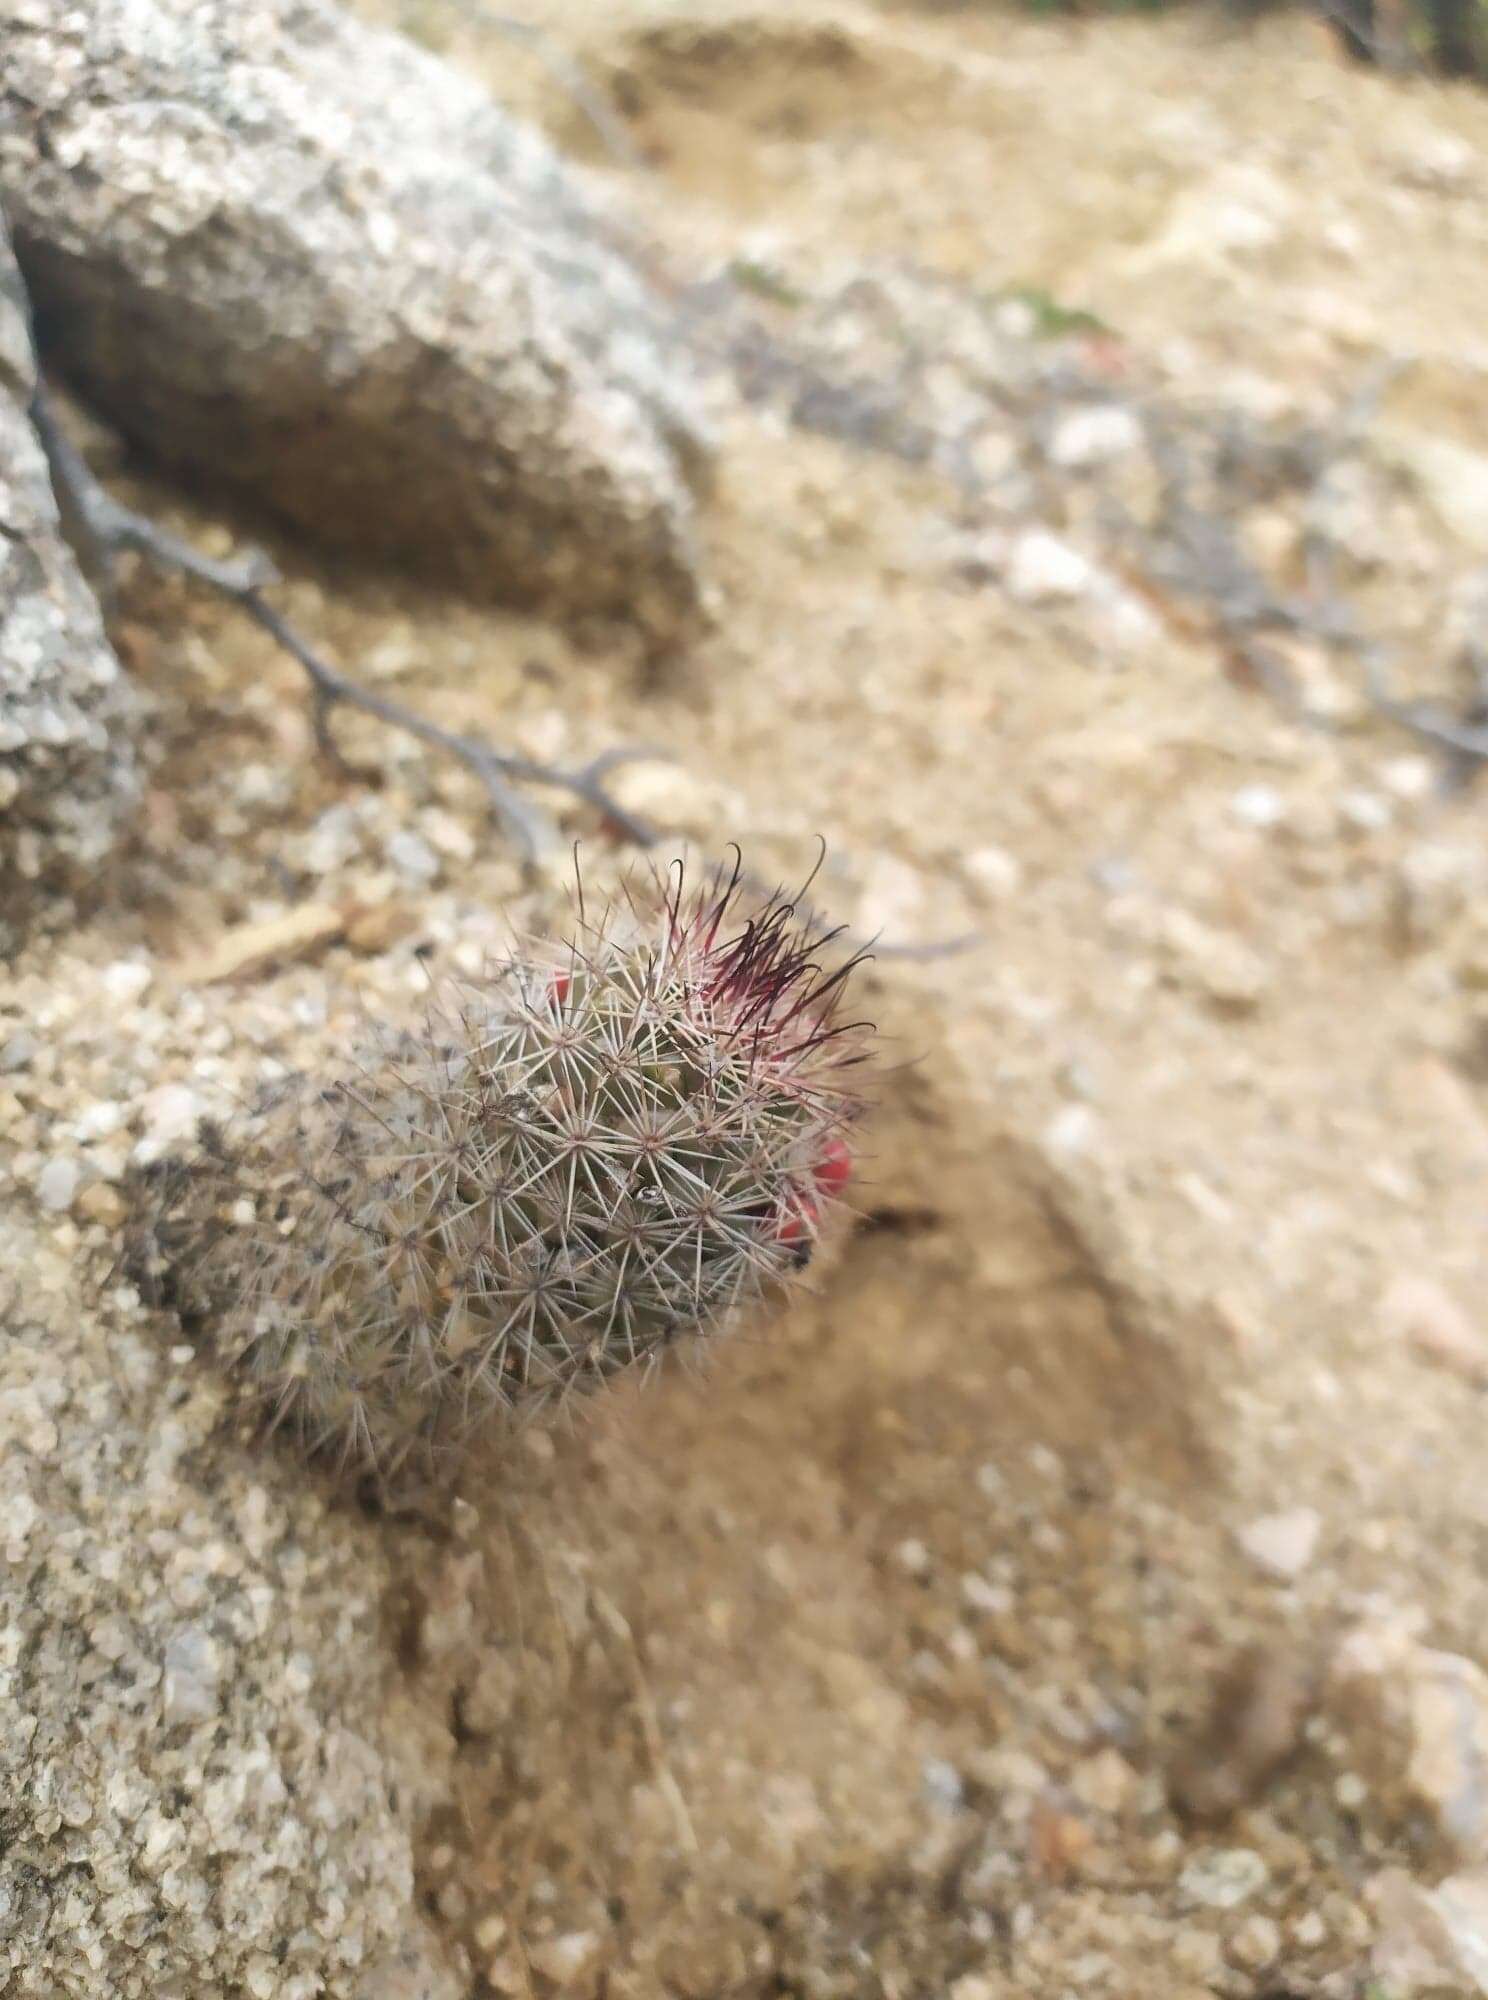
<box><xmin>1330</xmin><ymin>1605</ymin><xmax>1488</xmax><ymax>1865</ymax></box>
<box><xmin>0</xmin><ymin>210</ymin><xmax>137</xmax><ymax>905</ymax></box>
<box><xmin>0</xmin><ymin>1212</ymin><xmax>458</xmax><ymax>1999</ymax></box>
<box><xmin>0</xmin><ymin>0</ymin><xmax>712</xmax><ymax>641</ymax></box>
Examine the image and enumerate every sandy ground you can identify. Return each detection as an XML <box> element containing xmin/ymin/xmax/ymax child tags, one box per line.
<box><xmin>13</xmin><ymin>1</ymin><xmax>1488</xmax><ymax>1993</ymax></box>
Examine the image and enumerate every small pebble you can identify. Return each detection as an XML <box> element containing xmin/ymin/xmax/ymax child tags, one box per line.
<box><xmin>36</xmin><ymin>1156</ymin><xmax>80</xmax><ymax>1212</ymax></box>
<box><xmin>1236</xmin><ymin>1507</ymin><xmax>1321</xmax><ymax>1581</ymax></box>
<box><xmin>1070</xmin><ymin>1747</ymin><xmax>1136</xmax><ymax>1815</ymax></box>
<box><xmin>1338</xmin><ymin>788</ymin><xmax>1392</xmax><ymax>835</ymax></box>
<box><xmin>1381</xmin><ymin>1274</ymin><xmax>1488</xmax><ymax>1385</ymax></box>
<box><xmin>101</xmin><ymin>960</ymin><xmax>152</xmax><ymax>1005</ymax></box>
<box><xmin>1160</xmin><ymin>907</ymin><xmax>1269</xmax><ymax>1014</ymax></box>
<box><xmin>1370</xmin><ymin>1866</ymin><xmax>1488</xmax><ymax>1994</ymax></box>
<box><xmin>1172</xmin><ymin>1928</ymin><xmax>1224</xmax><ymax>1980</ymax></box>
<box><xmin>77</xmin><ymin>1183</ymin><xmax>125</xmax><ymax>1226</ymax></box>
<box><xmin>1394</xmin><ymin>130</ymin><xmax>1475</xmax><ymax>191</ymax></box>
<box><xmin>1228</xmin><ymin>1914</ymin><xmax>1281</xmax><ymax>1970</ymax></box>
<box><xmin>1</xmin><ymin>1032</ymin><xmax>36</xmax><ymax>1073</ymax></box>
<box><xmin>134</xmin><ymin>1084</ymin><xmax>205</xmax><ymax>1164</ymax></box>
<box><xmin>162</xmin><ymin>1627</ymin><xmax>221</xmax><ymax>1726</ymax></box>
<box><xmin>1381</xmin><ymin>756</ymin><xmax>1436</xmax><ymax>802</ymax></box>
<box><xmin>1042</xmin><ymin>1103</ymin><xmax>1102</xmax><ymax>1159</ymax></box>
<box><xmin>922</xmin><ymin>1757</ymin><xmax>965</xmax><ymax>1813</ymax></box>
<box><xmin>74</xmin><ymin>1100</ymin><xmax>125</xmax><ymax>1143</ymax></box>
<box><xmin>961</xmin><ymin>1573</ymin><xmax>1014</xmax><ymax>1616</ymax></box>
<box><xmin>894</xmin><ymin>1538</ymin><xmax>931</xmax><ymax>1577</ymax></box>
<box><xmin>1178</xmin><ymin>1847</ymin><xmax>1270</xmax><ymax>1910</ymax></box>
<box><xmin>1006</xmin><ymin>529</ymin><xmax>1096</xmax><ymax>604</ymax></box>
<box><xmin>384</xmin><ymin>830</ymin><xmax>441</xmax><ymax>886</ymax></box>
<box><xmin>1047</xmin><ymin>403</ymin><xmax>1143</xmax><ymax>470</ymax></box>
<box><xmin>963</xmin><ymin>844</ymin><xmax>1025</xmax><ymax>903</ymax></box>
<box><xmin>527</xmin><ymin>1931</ymin><xmax>600</xmax><ymax>1985</ymax></box>
<box><xmin>1230</xmin><ymin>784</ymin><xmax>1285</xmax><ymax>830</ymax></box>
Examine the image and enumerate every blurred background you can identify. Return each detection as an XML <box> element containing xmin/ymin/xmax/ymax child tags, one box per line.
<box><xmin>11</xmin><ymin>1</ymin><xmax>1488</xmax><ymax>1995</ymax></box>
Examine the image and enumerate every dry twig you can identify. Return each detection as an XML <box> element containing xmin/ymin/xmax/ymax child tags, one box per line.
<box><xmin>30</xmin><ymin>386</ymin><xmax>664</xmax><ymax>861</ymax></box>
<box><xmin>465</xmin><ymin>5</ymin><xmax>646</xmax><ymax>172</ymax></box>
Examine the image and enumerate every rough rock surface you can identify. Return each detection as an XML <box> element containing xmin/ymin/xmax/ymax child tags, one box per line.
<box><xmin>0</xmin><ymin>0</ymin><xmax>712</xmax><ymax>640</ymax></box>
<box><xmin>0</xmin><ymin>1212</ymin><xmax>457</xmax><ymax>2000</ymax></box>
<box><xmin>0</xmin><ymin>209</ymin><xmax>137</xmax><ymax>903</ymax></box>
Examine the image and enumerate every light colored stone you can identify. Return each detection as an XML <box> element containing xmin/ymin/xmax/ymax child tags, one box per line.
<box><xmin>1370</xmin><ymin>1867</ymin><xmax>1488</xmax><ymax>1996</ymax></box>
<box><xmin>1070</xmin><ymin>1747</ymin><xmax>1135</xmax><ymax>1815</ymax></box>
<box><xmin>961</xmin><ymin>1572</ymin><xmax>1013</xmax><ymax>1616</ymax></box>
<box><xmin>948</xmin><ymin>1977</ymin><xmax>1000</xmax><ymax>2000</ymax></box>
<box><xmin>384</xmin><ymin>832</ymin><xmax>441</xmax><ymax>888</ymax></box>
<box><xmin>1041</xmin><ymin>1103</ymin><xmax>1103</xmax><ymax>1161</ymax></box>
<box><xmin>1159</xmin><ymin>908</ymin><xmax>1269</xmax><ymax>1014</ymax></box>
<box><xmin>1392</xmin><ymin>845</ymin><xmax>1480</xmax><ymax>950</ymax></box>
<box><xmin>1376</xmin><ymin>426</ymin><xmax>1488</xmax><ymax>557</ymax></box>
<box><xmin>1332</xmin><ymin>1612</ymin><xmax>1488</xmax><ymax>1861</ymax></box>
<box><xmin>1126</xmin><ymin>164</ymin><xmax>1293</xmax><ymax>275</ymax></box>
<box><xmin>1382</xmin><ymin>1274</ymin><xmax>1488</xmax><ymax>1386</ymax></box>
<box><xmin>1235</xmin><ymin>1507</ymin><xmax>1321</xmax><ymax>1582</ymax></box>
<box><xmin>1338</xmin><ymin>788</ymin><xmax>1391</xmax><ymax>835</ymax></box>
<box><xmin>527</xmin><ymin>1931</ymin><xmax>601</xmax><ymax>1986</ymax></box>
<box><xmin>35</xmin><ymin>1156</ymin><xmax>80</xmax><ymax>1213</ymax></box>
<box><xmin>1177</xmin><ymin>1848</ymin><xmax>1269</xmax><ymax>1910</ymax></box>
<box><xmin>1410</xmin><ymin>1655</ymin><xmax>1488</xmax><ymax>1860</ymax></box>
<box><xmin>101</xmin><ymin>961</ymin><xmax>153</xmax><ymax>1006</ymax></box>
<box><xmin>963</xmin><ymin>844</ymin><xmax>1025</xmax><ymax>904</ymax></box>
<box><xmin>854</xmin><ymin>851</ymin><xmax>929</xmax><ymax>941</ymax></box>
<box><xmin>922</xmin><ymin>1756</ymin><xmax>965</xmax><ymax>1812</ymax></box>
<box><xmin>605</xmin><ymin>757</ymin><xmax>735</xmax><ymax>836</ymax></box>
<box><xmin>1006</xmin><ymin>529</ymin><xmax>1096</xmax><ymax>604</ymax></box>
<box><xmin>1392</xmin><ymin>131</ymin><xmax>1476</xmax><ymax>193</ymax></box>
<box><xmin>136</xmin><ymin>1084</ymin><xmax>206</xmax><ymax>1161</ymax></box>
<box><xmin>1047</xmin><ymin>404</ymin><xmax>1143</xmax><ymax>469</ymax></box>
<box><xmin>1230</xmin><ymin>784</ymin><xmax>1285</xmax><ymax>830</ymax></box>
<box><xmin>161</xmin><ymin>1626</ymin><xmax>221</xmax><ymax>1726</ymax></box>
<box><xmin>1228</xmin><ymin>1914</ymin><xmax>1280</xmax><ymax>1970</ymax></box>
<box><xmin>73</xmin><ymin>1100</ymin><xmax>125</xmax><ymax>1143</ymax></box>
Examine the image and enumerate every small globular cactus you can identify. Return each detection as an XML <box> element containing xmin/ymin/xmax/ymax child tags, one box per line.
<box><xmin>142</xmin><ymin>858</ymin><xmax>872</xmax><ymax>1496</ymax></box>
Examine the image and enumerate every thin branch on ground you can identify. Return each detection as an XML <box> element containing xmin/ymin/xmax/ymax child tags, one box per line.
<box><xmin>33</xmin><ymin>388</ymin><xmax>981</xmax><ymax>953</ymax></box>
<box><xmin>1277</xmin><ymin>361</ymin><xmax>1488</xmax><ymax>782</ymax></box>
<box><xmin>1362</xmin><ymin>646</ymin><xmax>1488</xmax><ymax>766</ymax></box>
<box><xmin>866</xmin><ymin>931</ymin><xmax>981</xmax><ymax>962</ymax></box>
<box><xmin>1108</xmin><ymin>406</ymin><xmax>1317</xmax><ymax>712</ymax></box>
<box><xmin>30</xmin><ymin>384</ymin><xmax>664</xmax><ymax>861</ymax></box>
<box><xmin>461</xmin><ymin>3</ymin><xmax>645</xmax><ymax>172</ymax></box>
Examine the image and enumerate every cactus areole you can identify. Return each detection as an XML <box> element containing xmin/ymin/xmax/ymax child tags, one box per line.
<box><xmin>160</xmin><ymin>858</ymin><xmax>873</xmax><ymax>1495</ymax></box>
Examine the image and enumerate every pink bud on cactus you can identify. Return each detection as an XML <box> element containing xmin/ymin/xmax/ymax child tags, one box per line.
<box><xmin>811</xmin><ymin>1134</ymin><xmax>854</xmax><ymax>1200</ymax></box>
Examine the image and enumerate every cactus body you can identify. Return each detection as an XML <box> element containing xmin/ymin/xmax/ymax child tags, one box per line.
<box><xmin>152</xmin><ymin>862</ymin><xmax>871</xmax><ymax>1494</ymax></box>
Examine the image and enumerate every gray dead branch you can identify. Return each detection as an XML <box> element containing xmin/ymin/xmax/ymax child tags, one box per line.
<box><xmin>29</xmin><ymin>385</ymin><xmax>666</xmax><ymax>863</ymax></box>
